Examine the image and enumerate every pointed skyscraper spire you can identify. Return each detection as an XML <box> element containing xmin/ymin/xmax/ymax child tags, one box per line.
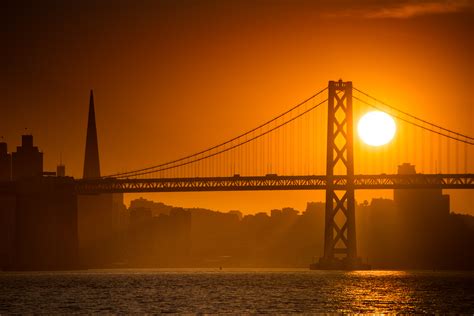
<box><xmin>83</xmin><ymin>90</ymin><xmax>101</xmax><ymax>178</ymax></box>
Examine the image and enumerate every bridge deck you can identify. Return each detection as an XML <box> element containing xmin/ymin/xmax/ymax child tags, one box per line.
<box><xmin>75</xmin><ymin>174</ymin><xmax>474</xmax><ymax>194</ymax></box>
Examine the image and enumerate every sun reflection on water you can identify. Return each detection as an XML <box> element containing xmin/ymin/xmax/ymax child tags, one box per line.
<box><xmin>342</xmin><ymin>270</ymin><xmax>421</xmax><ymax>313</ymax></box>
<box><xmin>347</xmin><ymin>270</ymin><xmax>409</xmax><ymax>277</ymax></box>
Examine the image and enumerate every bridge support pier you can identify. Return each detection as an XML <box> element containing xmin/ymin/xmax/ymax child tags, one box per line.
<box><xmin>311</xmin><ymin>80</ymin><xmax>369</xmax><ymax>270</ymax></box>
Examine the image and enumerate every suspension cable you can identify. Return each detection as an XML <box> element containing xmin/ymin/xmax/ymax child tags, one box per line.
<box><xmin>104</xmin><ymin>86</ymin><xmax>328</xmax><ymax>178</ymax></box>
<box><xmin>354</xmin><ymin>87</ymin><xmax>474</xmax><ymax>141</ymax></box>
<box><xmin>353</xmin><ymin>96</ymin><xmax>474</xmax><ymax>146</ymax></box>
<box><xmin>114</xmin><ymin>98</ymin><xmax>328</xmax><ymax>178</ymax></box>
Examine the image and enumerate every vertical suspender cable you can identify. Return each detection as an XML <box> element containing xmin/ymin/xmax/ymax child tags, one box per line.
<box><xmin>447</xmin><ymin>134</ymin><xmax>451</xmax><ymax>174</ymax></box>
<box><xmin>430</xmin><ymin>129</ymin><xmax>434</xmax><ymax>173</ymax></box>
<box><xmin>413</xmin><ymin>124</ymin><xmax>417</xmax><ymax>171</ymax></box>
<box><xmin>438</xmin><ymin>130</ymin><xmax>442</xmax><ymax>173</ymax></box>
<box><xmin>465</xmin><ymin>142</ymin><xmax>468</xmax><ymax>174</ymax></box>
<box><xmin>455</xmin><ymin>138</ymin><xmax>459</xmax><ymax>173</ymax></box>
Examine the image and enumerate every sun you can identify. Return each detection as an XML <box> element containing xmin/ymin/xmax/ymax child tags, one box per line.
<box><xmin>357</xmin><ymin>111</ymin><xmax>396</xmax><ymax>146</ymax></box>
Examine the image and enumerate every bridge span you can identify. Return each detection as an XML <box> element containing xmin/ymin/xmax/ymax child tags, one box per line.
<box><xmin>76</xmin><ymin>173</ymin><xmax>474</xmax><ymax>194</ymax></box>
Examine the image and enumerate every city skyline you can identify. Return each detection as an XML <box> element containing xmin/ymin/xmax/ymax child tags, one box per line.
<box><xmin>1</xmin><ymin>1</ymin><xmax>474</xmax><ymax>313</ymax></box>
<box><xmin>2</xmin><ymin>0</ymin><xmax>473</xmax><ymax>214</ymax></box>
<box><xmin>2</xmin><ymin>76</ymin><xmax>472</xmax><ymax>271</ymax></box>
<box><xmin>1</xmin><ymin>83</ymin><xmax>473</xmax><ymax>215</ymax></box>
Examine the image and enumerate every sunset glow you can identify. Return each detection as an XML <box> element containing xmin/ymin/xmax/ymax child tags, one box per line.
<box><xmin>1</xmin><ymin>1</ymin><xmax>474</xmax><ymax>313</ymax></box>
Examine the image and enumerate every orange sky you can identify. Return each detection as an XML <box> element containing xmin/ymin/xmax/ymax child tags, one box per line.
<box><xmin>2</xmin><ymin>0</ymin><xmax>473</xmax><ymax>214</ymax></box>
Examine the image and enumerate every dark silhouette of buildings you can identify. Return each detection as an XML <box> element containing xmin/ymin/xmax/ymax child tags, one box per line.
<box><xmin>356</xmin><ymin>198</ymin><xmax>399</xmax><ymax>267</ymax></box>
<box><xmin>0</xmin><ymin>183</ymin><xmax>15</xmax><ymax>268</ymax></box>
<box><xmin>121</xmin><ymin>199</ymin><xmax>328</xmax><ymax>268</ymax></box>
<box><xmin>118</xmin><ymin>187</ymin><xmax>473</xmax><ymax>269</ymax></box>
<box><xmin>392</xmin><ymin>163</ymin><xmax>457</xmax><ymax>268</ymax></box>
<box><xmin>130</xmin><ymin>197</ymin><xmax>173</xmax><ymax>216</ymax></box>
<box><xmin>126</xmin><ymin>205</ymin><xmax>191</xmax><ymax>266</ymax></box>
<box><xmin>12</xmin><ymin>176</ymin><xmax>79</xmax><ymax>270</ymax></box>
<box><xmin>57</xmin><ymin>164</ymin><xmax>66</xmax><ymax>177</ymax></box>
<box><xmin>189</xmin><ymin>208</ymin><xmax>241</xmax><ymax>266</ymax></box>
<box><xmin>11</xmin><ymin>135</ymin><xmax>43</xmax><ymax>180</ymax></box>
<box><xmin>354</xmin><ymin>163</ymin><xmax>473</xmax><ymax>269</ymax></box>
<box><xmin>0</xmin><ymin>134</ymin><xmax>79</xmax><ymax>270</ymax></box>
<box><xmin>394</xmin><ymin>163</ymin><xmax>450</xmax><ymax>218</ymax></box>
<box><xmin>0</xmin><ymin>115</ymin><xmax>473</xmax><ymax>273</ymax></box>
<box><xmin>0</xmin><ymin>91</ymin><xmax>125</xmax><ymax>270</ymax></box>
<box><xmin>0</xmin><ymin>141</ymin><xmax>11</xmax><ymax>180</ymax></box>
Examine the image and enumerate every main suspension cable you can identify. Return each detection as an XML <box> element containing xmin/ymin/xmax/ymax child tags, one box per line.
<box><xmin>115</xmin><ymin>98</ymin><xmax>328</xmax><ymax>178</ymax></box>
<box><xmin>354</xmin><ymin>87</ymin><xmax>474</xmax><ymax>141</ymax></box>
<box><xmin>103</xmin><ymin>86</ymin><xmax>328</xmax><ymax>178</ymax></box>
<box><xmin>353</xmin><ymin>96</ymin><xmax>474</xmax><ymax>146</ymax></box>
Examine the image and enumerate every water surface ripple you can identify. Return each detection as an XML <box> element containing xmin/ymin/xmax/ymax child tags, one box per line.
<box><xmin>0</xmin><ymin>269</ymin><xmax>472</xmax><ymax>313</ymax></box>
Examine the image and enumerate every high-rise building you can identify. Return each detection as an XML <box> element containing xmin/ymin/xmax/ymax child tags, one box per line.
<box><xmin>0</xmin><ymin>141</ymin><xmax>11</xmax><ymax>180</ymax></box>
<box><xmin>11</xmin><ymin>135</ymin><xmax>43</xmax><ymax>180</ymax></box>
<box><xmin>0</xmin><ymin>140</ymin><xmax>14</xmax><ymax>267</ymax></box>
<box><xmin>1</xmin><ymin>137</ymin><xmax>79</xmax><ymax>270</ymax></box>
<box><xmin>394</xmin><ymin>163</ymin><xmax>449</xmax><ymax>218</ymax></box>
<box><xmin>83</xmin><ymin>90</ymin><xmax>101</xmax><ymax>179</ymax></box>
<box><xmin>78</xmin><ymin>90</ymin><xmax>125</xmax><ymax>267</ymax></box>
<box><xmin>392</xmin><ymin>163</ymin><xmax>452</xmax><ymax>268</ymax></box>
<box><xmin>57</xmin><ymin>164</ymin><xmax>66</xmax><ymax>177</ymax></box>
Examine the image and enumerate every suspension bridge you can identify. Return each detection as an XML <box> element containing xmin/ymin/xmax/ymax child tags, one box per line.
<box><xmin>77</xmin><ymin>80</ymin><xmax>473</xmax><ymax>269</ymax></box>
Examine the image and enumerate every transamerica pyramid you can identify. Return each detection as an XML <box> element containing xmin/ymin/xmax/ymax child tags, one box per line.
<box><xmin>83</xmin><ymin>90</ymin><xmax>101</xmax><ymax>178</ymax></box>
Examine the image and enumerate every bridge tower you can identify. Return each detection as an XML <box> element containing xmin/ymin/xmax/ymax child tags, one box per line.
<box><xmin>316</xmin><ymin>80</ymin><xmax>368</xmax><ymax>270</ymax></box>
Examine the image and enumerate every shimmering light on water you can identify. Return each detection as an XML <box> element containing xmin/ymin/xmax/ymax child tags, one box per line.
<box><xmin>0</xmin><ymin>269</ymin><xmax>472</xmax><ymax>313</ymax></box>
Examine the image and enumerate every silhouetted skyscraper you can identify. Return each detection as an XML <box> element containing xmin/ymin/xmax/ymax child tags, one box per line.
<box><xmin>78</xmin><ymin>90</ymin><xmax>126</xmax><ymax>267</ymax></box>
<box><xmin>57</xmin><ymin>164</ymin><xmax>66</xmax><ymax>177</ymax></box>
<box><xmin>393</xmin><ymin>163</ymin><xmax>452</xmax><ymax>268</ymax></box>
<box><xmin>11</xmin><ymin>135</ymin><xmax>43</xmax><ymax>180</ymax></box>
<box><xmin>0</xmin><ymin>141</ymin><xmax>11</xmax><ymax>180</ymax></box>
<box><xmin>83</xmin><ymin>90</ymin><xmax>100</xmax><ymax>178</ymax></box>
<box><xmin>394</xmin><ymin>163</ymin><xmax>449</xmax><ymax>218</ymax></box>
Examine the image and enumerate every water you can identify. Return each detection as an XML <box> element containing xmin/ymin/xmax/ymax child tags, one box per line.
<box><xmin>0</xmin><ymin>269</ymin><xmax>473</xmax><ymax>313</ymax></box>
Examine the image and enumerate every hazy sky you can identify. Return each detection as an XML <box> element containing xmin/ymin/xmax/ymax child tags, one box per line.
<box><xmin>2</xmin><ymin>0</ymin><xmax>473</xmax><ymax>214</ymax></box>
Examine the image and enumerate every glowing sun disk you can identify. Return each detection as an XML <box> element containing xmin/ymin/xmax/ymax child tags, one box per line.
<box><xmin>357</xmin><ymin>111</ymin><xmax>396</xmax><ymax>146</ymax></box>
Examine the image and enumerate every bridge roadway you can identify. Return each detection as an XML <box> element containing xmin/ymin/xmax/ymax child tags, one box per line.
<box><xmin>74</xmin><ymin>174</ymin><xmax>474</xmax><ymax>194</ymax></box>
